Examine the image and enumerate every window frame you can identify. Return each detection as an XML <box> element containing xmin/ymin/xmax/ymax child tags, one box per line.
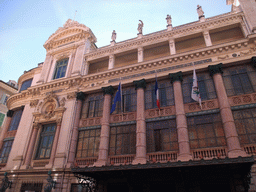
<box><xmin>19</xmin><ymin>79</ymin><xmax>33</xmax><ymax>92</ymax></box>
<box><xmin>0</xmin><ymin>139</ymin><xmax>13</xmax><ymax>164</ymax></box>
<box><xmin>53</xmin><ymin>58</ymin><xmax>69</xmax><ymax>80</ymax></box>
<box><xmin>36</xmin><ymin>124</ymin><xmax>56</xmax><ymax>159</ymax></box>
<box><xmin>8</xmin><ymin>108</ymin><xmax>23</xmax><ymax>131</ymax></box>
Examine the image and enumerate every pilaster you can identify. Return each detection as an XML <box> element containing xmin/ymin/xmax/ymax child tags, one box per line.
<box><xmin>203</xmin><ymin>31</ymin><xmax>212</xmax><ymax>47</ymax></box>
<box><xmin>138</xmin><ymin>47</ymin><xmax>144</xmax><ymax>63</ymax></box>
<box><xmin>94</xmin><ymin>86</ymin><xmax>113</xmax><ymax>166</ymax></box>
<box><xmin>108</xmin><ymin>54</ymin><xmax>115</xmax><ymax>70</ymax></box>
<box><xmin>66</xmin><ymin>92</ymin><xmax>85</xmax><ymax>168</ymax></box>
<box><xmin>169</xmin><ymin>72</ymin><xmax>192</xmax><ymax>161</ymax></box>
<box><xmin>208</xmin><ymin>63</ymin><xmax>247</xmax><ymax>158</ymax></box>
<box><xmin>169</xmin><ymin>39</ymin><xmax>176</xmax><ymax>55</ymax></box>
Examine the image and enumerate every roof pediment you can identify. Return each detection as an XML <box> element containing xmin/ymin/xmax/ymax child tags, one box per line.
<box><xmin>44</xmin><ymin>19</ymin><xmax>97</xmax><ymax>51</ymax></box>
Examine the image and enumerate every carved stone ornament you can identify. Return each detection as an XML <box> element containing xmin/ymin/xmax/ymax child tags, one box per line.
<box><xmin>67</xmin><ymin>92</ymin><xmax>77</xmax><ymax>100</ymax></box>
<box><xmin>33</xmin><ymin>91</ymin><xmax>66</xmax><ymax>124</ymax></box>
<box><xmin>30</xmin><ymin>99</ymin><xmax>39</xmax><ymax>108</ymax></box>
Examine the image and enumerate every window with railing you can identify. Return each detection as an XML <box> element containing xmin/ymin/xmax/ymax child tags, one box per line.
<box><xmin>233</xmin><ymin>108</ymin><xmax>256</xmax><ymax>145</ymax></box>
<box><xmin>111</xmin><ymin>86</ymin><xmax>137</xmax><ymax>114</ymax></box>
<box><xmin>109</xmin><ymin>124</ymin><xmax>136</xmax><ymax>155</ymax></box>
<box><xmin>76</xmin><ymin>129</ymin><xmax>101</xmax><ymax>158</ymax></box>
<box><xmin>146</xmin><ymin>119</ymin><xmax>178</xmax><ymax>152</ymax></box>
<box><xmin>8</xmin><ymin>108</ymin><xmax>23</xmax><ymax>131</ymax></box>
<box><xmin>223</xmin><ymin>64</ymin><xmax>256</xmax><ymax>96</ymax></box>
<box><xmin>0</xmin><ymin>139</ymin><xmax>13</xmax><ymax>163</ymax></box>
<box><xmin>145</xmin><ymin>79</ymin><xmax>174</xmax><ymax>109</ymax></box>
<box><xmin>187</xmin><ymin>113</ymin><xmax>226</xmax><ymax>149</ymax></box>
<box><xmin>182</xmin><ymin>72</ymin><xmax>216</xmax><ymax>103</ymax></box>
<box><xmin>36</xmin><ymin>124</ymin><xmax>56</xmax><ymax>159</ymax></box>
<box><xmin>81</xmin><ymin>93</ymin><xmax>104</xmax><ymax>118</ymax></box>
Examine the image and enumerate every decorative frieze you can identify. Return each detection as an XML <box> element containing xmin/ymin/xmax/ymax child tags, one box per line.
<box><xmin>229</xmin><ymin>93</ymin><xmax>256</xmax><ymax>106</ymax></box>
<box><xmin>30</xmin><ymin>99</ymin><xmax>39</xmax><ymax>108</ymax></box>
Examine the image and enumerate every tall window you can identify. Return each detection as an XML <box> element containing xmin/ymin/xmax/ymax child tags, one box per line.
<box><xmin>0</xmin><ymin>113</ymin><xmax>5</xmax><ymax>127</ymax></box>
<box><xmin>53</xmin><ymin>58</ymin><xmax>69</xmax><ymax>79</ymax></box>
<box><xmin>233</xmin><ymin>108</ymin><xmax>256</xmax><ymax>145</ymax></box>
<box><xmin>223</xmin><ymin>64</ymin><xmax>256</xmax><ymax>96</ymax></box>
<box><xmin>81</xmin><ymin>93</ymin><xmax>104</xmax><ymax>118</ymax></box>
<box><xmin>76</xmin><ymin>129</ymin><xmax>101</xmax><ymax>158</ymax></box>
<box><xmin>182</xmin><ymin>72</ymin><xmax>216</xmax><ymax>103</ymax></box>
<box><xmin>187</xmin><ymin>113</ymin><xmax>226</xmax><ymax>149</ymax></box>
<box><xmin>36</xmin><ymin>124</ymin><xmax>56</xmax><ymax>159</ymax></box>
<box><xmin>111</xmin><ymin>86</ymin><xmax>137</xmax><ymax>114</ymax></box>
<box><xmin>20</xmin><ymin>79</ymin><xmax>33</xmax><ymax>92</ymax></box>
<box><xmin>0</xmin><ymin>140</ymin><xmax>13</xmax><ymax>163</ymax></box>
<box><xmin>147</xmin><ymin>119</ymin><xmax>178</xmax><ymax>152</ymax></box>
<box><xmin>109</xmin><ymin>124</ymin><xmax>136</xmax><ymax>155</ymax></box>
<box><xmin>8</xmin><ymin>109</ymin><xmax>23</xmax><ymax>131</ymax></box>
<box><xmin>145</xmin><ymin>79</ymin><xmax>174</xmax><ymax>109</ymax></box>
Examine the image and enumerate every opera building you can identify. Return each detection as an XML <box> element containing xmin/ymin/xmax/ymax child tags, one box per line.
<box><xmin>1</xmin><ymin>0</ymin><xmax>256</xmax><ymax>191</ymax></box>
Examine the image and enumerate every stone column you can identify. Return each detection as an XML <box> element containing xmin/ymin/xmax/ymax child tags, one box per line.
<box><xmin>22</xmin><ymin>123</ymin><xmax>40</xmax><ymax>169</ymax></box>
<box><xmin>138</xmin><ymin>47</ymin><xmax>144</xmax><ymax>63</ymax></box>
<box><xmin>169</xmin><ymin>72</ymin><xmax>192</xmax><ymax>161</ymax></box>
<box><xmin>208</xmin><ymin>64</ymin><xmax>247</xmax><ymax>158</ymax></box>
<box><xmin>203</xmin><ymin>31</ymin><xmax>212</xmax><ymax>47</ymax></box>
<box><xmin>108</xmin><ymin>54</ymin><xmax>115</xmax><ymax>70</ymax></box>
<box><xmin>71</xmin><ymin>44</ymin><xmax>86</xmax><ymax>77</ymax></box>
<box><xmin>47</xmin><ymin>119</ymin><xmax>62</xmax><ymax>167</ymax></box>
<box><xmin>0</xmin><ymin>110</ymin><xmax>14</xmax><ymax>150</ymax></box>
<box><xmin>66</xmin><ymin>92</ymin><xmax>85</xmax><ymax>168</ymax></box>
<box><xmin>94</xmin><ymin>86</ymin><xmax>114</xmax><ymax>167</ymax></box>
<box><xmin>132</xmin><ymin>79</ymin><xmax>147</xmax><ymax>164</ymax></box>
<box><xmin>169</xmin><ymin>39</ymin><xmax>176</xmax><ymax>55</ymax></box>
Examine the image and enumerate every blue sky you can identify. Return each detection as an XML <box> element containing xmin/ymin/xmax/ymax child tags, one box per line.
<box><xmin>0</xmin><ymin>0</ymin><xmax>231</xmax><ymax>83</ymax></box>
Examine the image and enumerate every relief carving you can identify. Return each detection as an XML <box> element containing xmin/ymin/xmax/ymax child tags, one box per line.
<box><xmin>30</xmin><ymin>99</ymin><xmax>39</xmax><ymax>108</ymax></box>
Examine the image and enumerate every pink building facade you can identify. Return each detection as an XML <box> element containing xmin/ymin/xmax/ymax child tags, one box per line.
<box><xmin>1</xmin><ymin>1</ymin><xmax>256</xmax><ymax>191</ymax></box>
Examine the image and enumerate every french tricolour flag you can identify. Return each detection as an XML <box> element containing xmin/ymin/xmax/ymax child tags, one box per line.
<box><xmin>155</xmin><ymin>76</ymin><xmax>160</xmax><ymax>110</ymax></box>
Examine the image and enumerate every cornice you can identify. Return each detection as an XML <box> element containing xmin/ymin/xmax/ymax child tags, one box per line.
<box><xmin>85</xmin><ymin>12</ymin><xmax>244</xmax><ymax>61</ymax></box>
<box><xmin>7</xmin><ymin>37</ymin><xmax>255</xmax><ymax>109</ymax></box>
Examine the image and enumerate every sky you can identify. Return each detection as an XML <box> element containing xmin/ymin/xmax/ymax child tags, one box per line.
<box><xmin>0</xmin><ymin>0</ymin><xmax>232</xmax><ymax>83</ymax></box>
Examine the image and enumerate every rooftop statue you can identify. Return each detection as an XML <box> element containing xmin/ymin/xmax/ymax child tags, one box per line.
<box><xmin>166</xmin><ymin>14</ymin><xmax>172</xmax><ymax>26</ymax></box>
<box><xmin>137</xmin><ymin>20</ymin><xmax>144</xmax><ymax>34</ymax></box>
<box><xmin>111</xmin><ymin>30</ymin><xmax>116</xmax><ymax>42</ymax></box>
<box><xmin>197</xmin><ymin>5</ymin><xmax>205</xmax><ymax>18</ymax></box>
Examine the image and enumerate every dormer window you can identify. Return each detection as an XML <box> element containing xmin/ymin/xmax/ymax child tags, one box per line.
<box><xmin>53</xmin><ymin>58</ymin><xmax>69</xmax><ymax>79</ymax></box>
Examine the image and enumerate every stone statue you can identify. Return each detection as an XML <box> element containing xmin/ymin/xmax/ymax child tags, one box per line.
<box><xmin>197</xmin><ymin>5</ymin><xmax>204</xmax><ymax>18</ymax></box>
<box><xmin>111</xmin><ymin>30</ymin><xmax>116</xmax><ymax>42</ymax></box>
<box><xmin>166</xmin><ymin>15</ymin><xmax>172</xmax><ymax>26</ymax></box>
<box><xmin>137</xmin><ymin>20</ymin><xmax>144</xmax><ymax>34</ymax></box>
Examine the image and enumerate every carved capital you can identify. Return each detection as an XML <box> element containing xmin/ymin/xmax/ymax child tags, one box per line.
<box><xmin>133</xmin><ymin>79</ymin><xmax>146</xmax><ymax>90</ymax></box>
<box><xmin>251</xmin><ymin>57</ymin><xmax>256</xmax><ymax>68</ymax></box>
<box><xmin>7</xmin><ymin>110</ymin><xmax>14</xmax><ymax>117</ymax></box>
<box><xmin>102</xmin><ymin>86</ymin><xmax>114</xmax><ymax>96</ymax></box>
<box><xmin>169</xmin><ymin>71</ymin><xmax>183</xmax><ymax>83</ymax></box>
<box><xmin>208</xmin><ymin>63</ymin><xmax>223</xmax><ymax>76</ymax></box>
<box><xmin>76</xmin><ymin>92</ymin><xmax>86</xmax><ymax>101</ymax></box>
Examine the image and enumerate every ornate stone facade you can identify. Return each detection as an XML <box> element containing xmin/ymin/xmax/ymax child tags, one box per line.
<box><xmin>1</xmin><ymin>1</ymin><xmax>256</xmax><ymax>191</ymax></box>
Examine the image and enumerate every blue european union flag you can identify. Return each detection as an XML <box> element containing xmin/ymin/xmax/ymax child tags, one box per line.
<box><xmin>110</xmin><ymin>83</ymin><xmax>122</xmax><ymax>114</ymax></box>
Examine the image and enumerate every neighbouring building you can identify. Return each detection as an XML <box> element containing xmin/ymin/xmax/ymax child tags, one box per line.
<box><xmin>0</xmin><ymin>80</ymin><xmax>17</xmax><ymax>132</ymax></box>
<box><xmin>1</xmin><ymin>0</ymin><xmax>256</xmax><ymax>191</ymax></box>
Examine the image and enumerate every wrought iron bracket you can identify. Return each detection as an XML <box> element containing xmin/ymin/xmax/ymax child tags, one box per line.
<box><xmin>75</xmin><ymin>174</ymin><xmax>96</xmax><ymax>192</ymax></box>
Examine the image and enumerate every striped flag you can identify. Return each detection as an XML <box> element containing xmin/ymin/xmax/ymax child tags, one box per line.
<box><xmin>110</xmin><ymin>82</ymin><xmax>122</xmax><ymax>114</ymax></box>
<box><xmin>155</xmin><ymin>76</ymin><xmax>160</xmax><ymax>110</ymax></box>
<box><xmin>191</xmin><ymin>68</ymin><xmax>202</xmax><ymax>109</ymax></box>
